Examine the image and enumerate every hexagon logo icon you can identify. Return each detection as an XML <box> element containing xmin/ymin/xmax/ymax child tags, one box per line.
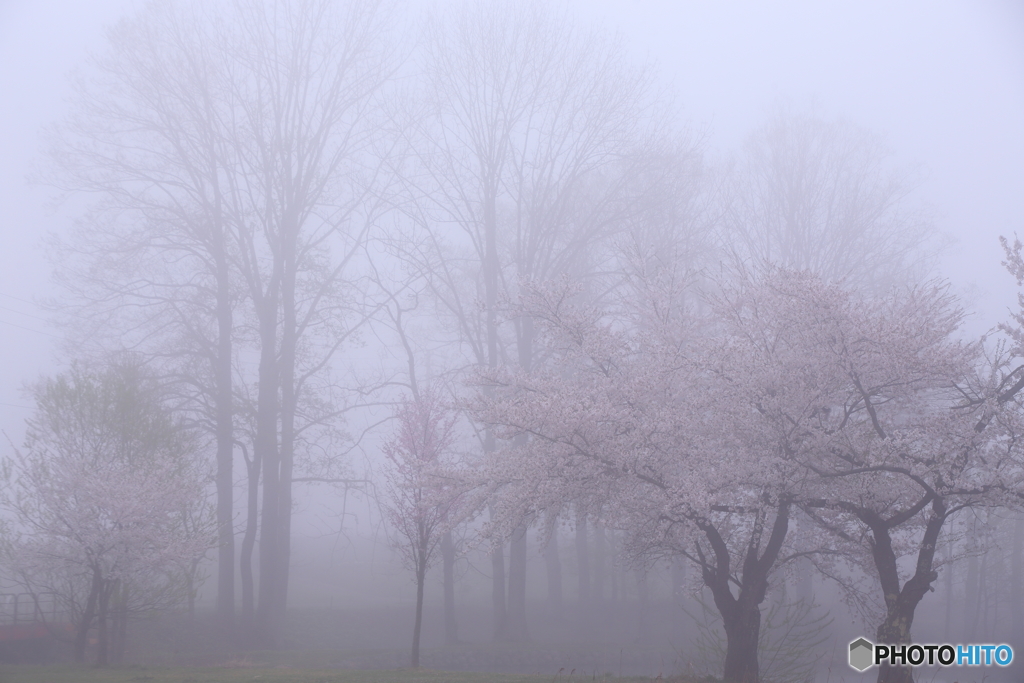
<box><xmin>849</xmin><ymin>637</ymin><xmax>874</xmax><ymax>671</ymax></box>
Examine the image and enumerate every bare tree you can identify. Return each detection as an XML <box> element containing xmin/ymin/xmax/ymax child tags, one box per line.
<box><xmin>393</xmin><ymin>0</ymin><xmax>686</xmax><ymax>640</ymax></box>
<box><xmin>724</xmin><ymin>111</ymin><xmax>932</xmax><ymax>291</ymax></box>
<box><xmin>204</xmin><ymin>0</ymin><xmax>399</xmax><ymax>645</ymax></box>
<box><xmin>47</xmin><ymin>0</ymin><xmax>399</xmax><ymax>645</ymax></box>
<box><xmin>46</xmin><ymin>2</ymin><xmax>252</xmax><ymax>633</ymax></box>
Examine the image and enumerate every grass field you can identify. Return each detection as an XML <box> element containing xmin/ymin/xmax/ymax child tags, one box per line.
<box><xmin>0</xmin><ymin>665</ymin><xmax>694</xmax><ymax>683</ymax></box>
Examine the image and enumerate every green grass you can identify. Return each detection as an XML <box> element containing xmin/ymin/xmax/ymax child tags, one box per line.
<box><xmin>0</xmin><ymin>665</ymin><xmax>689</xmax><ymax>683</ymax></box>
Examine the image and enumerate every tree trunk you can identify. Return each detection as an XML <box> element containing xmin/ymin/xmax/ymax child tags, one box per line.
<box><xmin>1010</xmin><ymin>515</ymin><xmax>1024</xmax><ymax>682</ymax></box>
<box><xmin>442</xmin><ymin>530</ymin><xmax>458</xmax><ymax>645</ymax></box>
<box><xmin>254</xmin><ymin>299</ymin><xmax>281</xmax><ymax>647</ymax></box>
<box><xmin>75</xmin><ymin>570</ymin><xmax>101</xmax><ymax>663</ymax></box>
<box><xmin>672</xmin><ymin>556</ymin><xmax>687</xmax><ymax>641</ymax></box>
<box><xmin>412</xmin><ymin>559</ymin><xmax>426</xmax><ymax>668</ymax></box>
<box><xmin>866</xmin><ymin>502</ymin><xmax>944</xmax><ymax>683</ymax></box>
<box><xmin>595</xmin><ymin>519</ymin><xmax>607</xmax><ymax>607</ymax></box>
<box><xmin>544</xmin><ymin>520</ymin><xmax>564</xmax><ymax>616</ymax></box>
<box><xmin>943</xmin><ymin>535</ymin><xmax>953</xmax><ymax>643</ymax></box>
<box><xmin>796</xmin><ymin>556</ymin><xmax>812</xmax><ymax>604</ymax></box>
<box><xmin>240</xmin><ymin>440</ymin><xmax>261</xmax><ymax>629</ymax></box>
<box><xmin>111</xmin><ymin>581</ymin><xmax>127</xmax><ymax>664</ymax></box>
<box><xmin>489</xmin><ymin>504</ymin><xmax>507</xmax><ymax>640</ymax></box>
<box><xmin>507</xmin><ymin>521</ymin><xmax>529</xmax><ymax>641</ymax></box>
<box><xmin>697</xmin><ymin>499</ymin><xmax>791</xmax><ymax>683</ymax></box>
<box><xmin>720</xmin><ymin>598</ymin><xmax>761</xmax><ymax>683</ymax></box>
<box><xmin>214</xmin><ymin>247</ymin><xmax>235</xmax><ymax>635</ymax></box>
<box><xmin>575</xmin><ymin>507</ymin><xmax>591</xmax><ymax>634</ymax></box>
<box><xmin>636</xmin><ymin>569</ymin><xmax>650</xmax><ymax>643</ymax></box>
<box><xmin>1013</xmin><ymin>516</ymin><xmax>1024</xmax><ymax>650</ymax></box>
<box><xmin>277</xmin><ymin>238</ymin><xmax>298</xmax><ymax>628</ymax></box>
<box><xmin>95</xmin><ymin>578</ymin><xmax>114</xmax><ymax>667</ymax></box>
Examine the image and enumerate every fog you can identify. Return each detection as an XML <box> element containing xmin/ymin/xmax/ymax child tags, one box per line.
<box><xmin>0</xmin><ymin>2</ymin><xmax>1022</xmax><ymax>682</ymax></box>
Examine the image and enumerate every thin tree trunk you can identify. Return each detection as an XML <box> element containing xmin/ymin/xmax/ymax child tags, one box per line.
<box><xmin>507</xmin><ymin>521</ymin><xmax>529</xmax><ymax>641</ymax></box>
<box><xmin>96</xmin><ymin>579</ymin><xmax>114</xmax><ymax>667</ymax></box>
<box><xmin>442</xmin><ymin>530</ymin><xmax>458</xmax><ymax>645</ymax></box>
<box><xmin>490</xmin><ymin>506</ymin><xmax>507</xmax><ymax>641</ymax></box>
<box><xmin>277</xmin><ymin>240</ymin><xmax>297</xmax><ymax>627</ymax></box>
<box><xmin>412</xmin><ymin>558</ymin><xmax>426</xmax><ymax>667</ymax></box>
<box><xmin>965</xmin><ymin>522</ymin><xmax>979</xmax><ymax>643</ymax></box>
<box><xmin>254</xmin><ymin>300</ymin><xmax>281</xmax><ymax>647</ymax></box>
<box><xmin>672</xmin><ymin>556</ymin><xmax>687</xmax><ymax>641</ymax></box>
<box><xmin>544</xmin><ymin>520</ymin><xmax>564</xmax><ymax>615</ymax></box>
<box><xmin>575</xmin><ymin>506</ymin><xmax>590</xmax><ymax>634</ymax></box>
<box><xmin>943</xmin><ymin>537</ymin><xmax>953</xmax><ymax>643</ymax></box>
<box><xmin>636</xmin><ymin>569</ymin><xmax>650</xmax><ymax>643</ymax></box>
<box><xmin>594</xmin><ymin>517</ymin><xmax>606</xmax><ymax>605</ymax></box>
<box><xmin>214</xmin><ymin>247</ymin><xmax>235</xmax><ymax>635</ymax></box>
<box><xmin>75</xmin><ymin>570</ymin><xmax>100</xmax><ymax>663</ymax></box>
<box><xmin>1012</xmin><ymin>516</ymin><xmax>1023</xmax><ymax>648</ymax></box>
<box><xmin>240</xmin><ymin>440</ymin><xmax>260</xmax><ymax>628</ymax></box>
<box><xmin>796</xmin><ymin>556</ymin><xmax>812</xmax><ymax>603</ymax></box>
<box><xmin>111</xmin><ymin>581</ymin><xmax>127</xmax><ymax>664</ymax></box>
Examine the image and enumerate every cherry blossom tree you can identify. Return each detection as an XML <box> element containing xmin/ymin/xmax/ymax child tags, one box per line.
<box><xmin>1</xmin><ymin>359</ymin><xmax>213</xmax><ymax>666</ymax></box>
<box><xmin>381</xmin><ymin>387</ymin><xmax>463</xmax><ymax>668</ymax></box>
<box><xmin>469</xmin><ymin>275</ymin><xmax>820</xmax><ymax>683</ymax></box>
<box><xmin>470</xmin><ymin>266</ymin><xmax>1024</xmax><ymax>683</ymax></box>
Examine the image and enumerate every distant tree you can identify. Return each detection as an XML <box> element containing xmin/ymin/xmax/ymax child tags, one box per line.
<box><xmin>47</xmin><ymin>0</ymin><xmax>399</xmax><ymax>644</ymax></box>
<box><xmin>381</xmin><ymin>387</ymin><xmax>463</xmax><ymax>668</ymax></box>
<box><xmin>725</xmin><ymin>111</ymin><xmax>932</xmax><ymax>291</ymax></box>
<box><xmin>1</xmin><ymin>358</ymin><xmax>213</xmax><ymax>666</ymax></box>
<box><xmin>392</xmin><ymin>0</ymin><xmax>692</xmax><ymax>640</ymax></box>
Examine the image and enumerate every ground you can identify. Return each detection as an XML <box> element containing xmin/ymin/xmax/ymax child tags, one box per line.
<box><xmin>0</xmin><ymin>665</ymin><xmax>704</xmax><ymax>683</ymax></box>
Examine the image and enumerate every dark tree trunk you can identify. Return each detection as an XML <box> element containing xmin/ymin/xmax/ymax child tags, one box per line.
<box><xmin>507</xmin><ymin>522</ymin><xmax>529</xmax><ymax>641</ymax></box>
<box><xmin>721</xmin><ymin>598</ymin><xmax>761</xmax><ymax>683</ymax></box>
<box><xmin>864</xmin><ymin>499</ymin><xmax>945</xmax><ymax>683</ymax></box>
<box><xmin>442</xmin><ymin>530</ymin><xmax>458</xmax><ymax>645</ymax></box>
<box><xmin>696</xmin><ymin>498</ymin><xmax>791</xmax><ymax>683</ymax></box>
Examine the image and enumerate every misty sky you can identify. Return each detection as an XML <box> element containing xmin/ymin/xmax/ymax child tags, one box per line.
<box><xmin>0</xmin><ymin>0</ymin><xmax>1022</xmax><ymax>445</ymax></box>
